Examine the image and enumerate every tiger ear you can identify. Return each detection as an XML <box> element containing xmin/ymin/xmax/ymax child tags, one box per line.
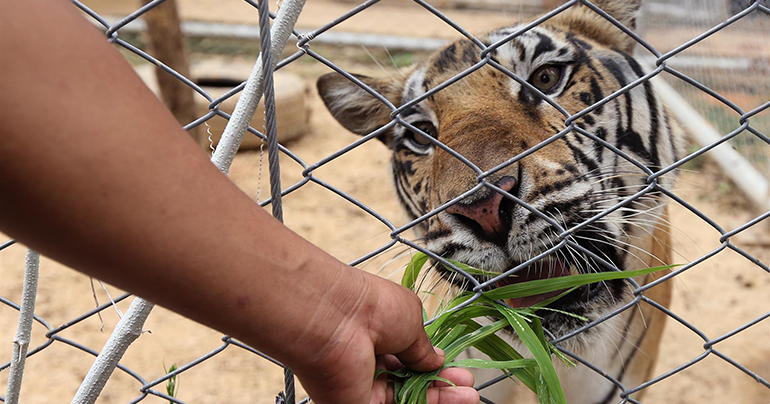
<box><xmin>549</xmin><ymin>0</ymin><xmax>641</xmax><ymax>53</ymax></box>
<box><xmin>584</xmin><ymin>0</ymin><xmax>641</xmax><ymax>31</ymax></box>
<box><xmin>316</xmin><ymin>72</ymin><xmax>404</xmax><ymax>147</ymax></box>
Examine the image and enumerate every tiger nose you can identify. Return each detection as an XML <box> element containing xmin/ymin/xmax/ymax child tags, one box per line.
<box><xmin>446</xmin><ymin>177</ymin><xmax>517</xmax><ymax>243</ymax></box>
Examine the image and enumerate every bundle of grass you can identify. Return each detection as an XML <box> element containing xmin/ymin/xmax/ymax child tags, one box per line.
<box><xmin>381</xmin><ymin>253</ymin><xmax>673</xmax><ymax>404</ymax></box>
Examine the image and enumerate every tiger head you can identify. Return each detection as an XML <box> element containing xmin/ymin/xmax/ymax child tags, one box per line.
<box><xmin>317</xmin><ymin>0</ymin><xmax>684</xmax><ymax>341</ymax></box>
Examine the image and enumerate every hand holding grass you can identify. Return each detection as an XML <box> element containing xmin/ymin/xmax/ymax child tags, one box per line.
<box><xmin>372</xmin><ymin>353</ymin><xmax>476</xmax><ymax>404</ymax></box>
<box><xmin>0</xmin><ymin>3</ymin><xmax>477</xmax><ymax>404</ymax></box>
<box><xmin>288</xmin><ymin>269</ymin><xmax>479</xmax><ymax>404</ymax></box>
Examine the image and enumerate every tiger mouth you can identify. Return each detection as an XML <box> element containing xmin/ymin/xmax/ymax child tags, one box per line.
<box><xmin>496</xmin><ymin>259</ymin><xmax>576</xmax><ymax>308</ymax></box>
<box><xmin>437</xmin><ymin>257</ymin><xmax>602</xmax><ymax>309</ymax></box>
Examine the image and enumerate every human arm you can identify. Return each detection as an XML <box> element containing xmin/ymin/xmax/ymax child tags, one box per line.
<box><xmin>0</xmin><ymin>1</ymin><xmax>478</xmax><ymax>403</ymax></box>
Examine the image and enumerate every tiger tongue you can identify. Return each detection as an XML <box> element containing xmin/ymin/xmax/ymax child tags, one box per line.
<box><xmin>498</xmin><ymin>260</ymin><xmax>571</xmax><ymax>308</ymax></box>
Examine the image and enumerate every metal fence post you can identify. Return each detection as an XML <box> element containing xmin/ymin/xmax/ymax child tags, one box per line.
<box><xmin>4</xmin><ymin>250</ymin><xmax>39</xmax><ymax>404</ymax></box>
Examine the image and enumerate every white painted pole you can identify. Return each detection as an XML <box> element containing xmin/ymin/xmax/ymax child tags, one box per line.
<box><xmin>70</xmin><ymin>1</ymin><xmax>307</xmax><ymax>403</ymax></box>
<box><xmin>650</xmin><ymin>73</ymin><xmax>770</xmax><ymax>212</ymax></box>
<box><xmin>70</xmin><ymin>298</ymin><xmax>154</xmax><ymax>403</ymax></box>
<box><xmin>5</xmin><ymin>249</ymin><xmax>40</xmax><ymax>404</ymax></box>
<box><xmin>210</xmin><ymin>0</ymin><xmax>307</xmax><ymax>175</ymax></box>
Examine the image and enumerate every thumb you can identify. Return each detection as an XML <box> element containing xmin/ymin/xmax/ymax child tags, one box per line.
<box><xmin>368</xmin><ymin>276</ymin><xmax>444</xmax><ymax>372</ymax></box>
<box><xmin>389</xmin><ymin>289</ymin><xmax>445</xmax><ymax>372</ymax></box>
<box><xmin>396</xmin><ymin>341</ymin><xmax>445</xmax><ymax>373</ymax></box>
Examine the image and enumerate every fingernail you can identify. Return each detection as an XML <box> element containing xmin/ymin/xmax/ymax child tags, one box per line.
<box><xmin>433</xmin><ymin>347</ymin><xmax>445</xmax><ymax>357</ymax></box>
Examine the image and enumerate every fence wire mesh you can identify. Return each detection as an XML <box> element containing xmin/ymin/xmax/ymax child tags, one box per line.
<box><xmin>1</xmin><ymin>0</ymin><xmax>768</xmax><ymax>403</ymax></box>
<box><xmin>639</xmin><ymin>0</ymin><xmax>770</xmax><ymax>178</ymax></box>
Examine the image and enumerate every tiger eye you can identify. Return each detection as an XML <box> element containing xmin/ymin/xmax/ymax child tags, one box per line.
<box><xmin>531</xmin><ymin>65</ymin><xmax>561</xmax><ymax>91</ymax></box>
<box><xmin>410</xmin><ymin>122</ymin><xmax>436</xmax><ymax>147</ymax></box>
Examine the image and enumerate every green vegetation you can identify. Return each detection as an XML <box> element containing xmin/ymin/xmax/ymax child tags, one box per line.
<box><xmin>163</xmin><ymin>363</ymin><xmax>180</xmax><ymax>403</ymax></box>
<box><xmin>387</xmin><ymin>252</ymin><xmax>674</xmax><ymax>404</ymax></box>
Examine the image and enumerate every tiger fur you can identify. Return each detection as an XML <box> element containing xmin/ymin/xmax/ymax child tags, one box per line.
<box><xmin>317</xmin><ymin>1</ymin><xmax>685</xmax><ymax>402</ymax></box>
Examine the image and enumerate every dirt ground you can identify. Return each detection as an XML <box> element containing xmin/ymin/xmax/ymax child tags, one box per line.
<box><xmin>1</xmin><ymin>1</ymin><xmax>769</xmax><ymax>403</ymax></box>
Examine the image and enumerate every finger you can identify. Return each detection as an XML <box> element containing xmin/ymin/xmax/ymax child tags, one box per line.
<box><xmin>426</xmin><ymin>386</ymin><xmax>480</xmax><ymax>404</ymax></box>
<box><xmin>395</xmin><ymin>342</ymin><xmax>445</xmax><ymax>373</ymax></box>
<box><xmin>371</xmin><ymin>284</ymin><xmax>440</xmax><ymax>372</ymax></box>
<box><xmin>385</xmin><ymin>380</ymin><xmax>396</xmax><ymax>404</ymax></box>
<box><xmin>383</xmin><ymin>354</ymin><xmax>403</xmax><ymax>371</ymax></box>
<box><xmin>371</xmin><ymin>356</ymin><xmax>388</xmax><ymax>404</ymax></box>
<box><xmin>432</xmin><ymin>368</ymin><xmax>475</xmax><ymax>388</ymax></box>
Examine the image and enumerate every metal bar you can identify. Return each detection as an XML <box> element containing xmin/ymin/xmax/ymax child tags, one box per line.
<box><xmin>4</xmin><ymin>250</ymin><xmax>40</xmax><ymax>404</ymax></box>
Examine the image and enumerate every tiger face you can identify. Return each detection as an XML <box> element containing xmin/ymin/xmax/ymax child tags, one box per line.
<box><xmin>318</xmin><ymin>1</ymin><xmax>683</xmax><ymax>398</ymax></box>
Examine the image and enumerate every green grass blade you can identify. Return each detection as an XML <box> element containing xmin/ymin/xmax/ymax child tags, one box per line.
<box><xmin>374</xmin><ymin>368</ymin><xmax>412</xmax><ymax>380</ymax></box>
<box><xmin>403</xmin><ymin>252</ymin><xmax>508</xmax><ymax>282</ymax></box>
<box><xmin>423</xmin><ymin>376</ymin><xmax>457</xmax><ymax>387</ymax></box>
<box><xmin>483</xmin><ymin>265</ymin><xmax>676</xmax><ymax>301</ymax></box>
<box><xmin>456</xmin><ymin>319</ymin><xmax>538</xmax><ymax>391</ymax></box>
<box><xmin>403</xmin><ymin>253</ymin><xmax>430</xmax><ymax>289</ymax></box>
<box><xmin>522</xmin><ymin>287</ymin><xmax>579</xmax><ymax>313</ymax></box>
<box><xmin>428</xmin><ymin>305</ymin><xmax>499</xmax><ymax>335</ymax></box>
<box><xmin>413</xmin><ymin>383</ymin><xmax>430</xmax><ymax>404</ymax></box>
<box><xmin>548</xmin><ymin>341</ymin><xmax>576</xmax><ymax>368</ymax></box>
<box><xmin>398</xmin><ymin>371</ymin><xmax>434</xmax><ymax>404</ymax></box>
<box><xmin>532</xmin><ymin>318</ymin><xmax>548</xmax><ymax>348</ymax></box>
<box><xmin>430</xmin><ymin>326</ymin><xmax>453</xmax><ymax>348</ymax></box>
<box><xmin>536</xmin><ymin>371</ymin><xmax>549</xmax><ymax>404</ymax></box>
<box><xmin>534</xmin><ymin>306</ymin><xmax>589</xmax><ymax>321</ymax></box>
<box><xmin>494</xmin><ymin>304</ymin><xmax>566</xmax><ymax>404</ymax></box>
<box><xmin>397</xmin><ymin>252</ymin><xmax>675</xmax><ymax>404</ymax></box>
<box><xmin>440</xmin><ymin>257</ymin><xmax>501</xmax><ymax>277</ymax></box>
<box><xmin>447</xmin><ymin>358</ymin><xmax>538</xmax><ymax>370</ymax></box>
<box><xmin>473</xmin><ymin>338</ymin><xmax>538</xmax><ymax>391</ymax></box>
<box><xmin>435</xmin><ymin>325</ymin><xmax>468</xmax><ymax>350</ymax></box>
<box><xmin>394</xmin><ymin>379</ymin><xmax>403</xmax><ymax>401</ymax></box>
<box><xmin>420</xmin><ymin>291</ymin><xmax>445</xmax><ymax>313</ymax></box>
<box><xmin>400</xmin><ymin>370</ymin><xmax>447</xmax><ymax>404</ymax></box>
<box><xmin>425</xmin><ymin>303</ymin><xmax>498</xmax><ymax>339</ymax></box>
<box><xmin>443</xmin><ymin>319</ymin><xmax>509</xmax><ymax>362</ymax></box>
<box><xmin>530</xmin><ymin>317</ymin><xmax>576</xmax><ymax>371</ymax></box>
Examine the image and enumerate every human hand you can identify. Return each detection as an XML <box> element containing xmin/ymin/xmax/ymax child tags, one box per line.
<box><xmin>288</xmin><ymin>268</ymin><xmax>479</xmax><ymax>404</ymax></box>
<box><xmin>371</xmin><ymin>353</ymin><xmax>478</xmax><ymax>404</ymax></box>
<box><xmin>2</xmin><ymin>3</ymin><xmax>464</xmax><ymax>403</ymax></box>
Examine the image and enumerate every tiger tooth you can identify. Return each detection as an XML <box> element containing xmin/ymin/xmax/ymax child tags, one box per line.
<box><xmin>570</xmin><ymin>265</ymin><xmax>579</xmax><ymax>276</ymax></box>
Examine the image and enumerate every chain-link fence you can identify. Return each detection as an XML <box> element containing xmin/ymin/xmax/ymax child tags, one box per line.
<box><xmin>1</xmin><ymin>0</ymin><xmax>768</xmax><ymax>403</ymax></box>
<box><xmin>637</xmin><ymin>0</ymin><xmax>770</xmax><ymax>211</ymax></box>
<box><xmin>640</xmin><ymin>0</ymin><xmax>769</xmax><ymax>178</ymax></box>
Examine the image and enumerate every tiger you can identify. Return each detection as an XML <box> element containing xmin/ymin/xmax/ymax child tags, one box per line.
<box><xmin>316</xmin><ymin>0</ymin><xmax>685</xmax><ymax>402</ymax></box>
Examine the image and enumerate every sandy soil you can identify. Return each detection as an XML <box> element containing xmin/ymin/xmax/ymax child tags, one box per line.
<box><xmin>1</xmin><ymin>1</ymin><xmax>768</xmax><ymax>403</ymax></box>
<box><xmin>82</xmin><ymin>0</ymin><xmax>769</xmax><ymax>60</ymax></box>
<box><xmin>82</xmin><ymin>0</ymin><xmax>519</xmax><ymax>40</ymax></box>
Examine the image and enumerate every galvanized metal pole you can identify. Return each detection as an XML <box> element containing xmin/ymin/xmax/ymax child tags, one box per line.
<box><xmin>4</xmin><ymin>249</ymin><xmax>40</xmax><ymax>404</ymax></box>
